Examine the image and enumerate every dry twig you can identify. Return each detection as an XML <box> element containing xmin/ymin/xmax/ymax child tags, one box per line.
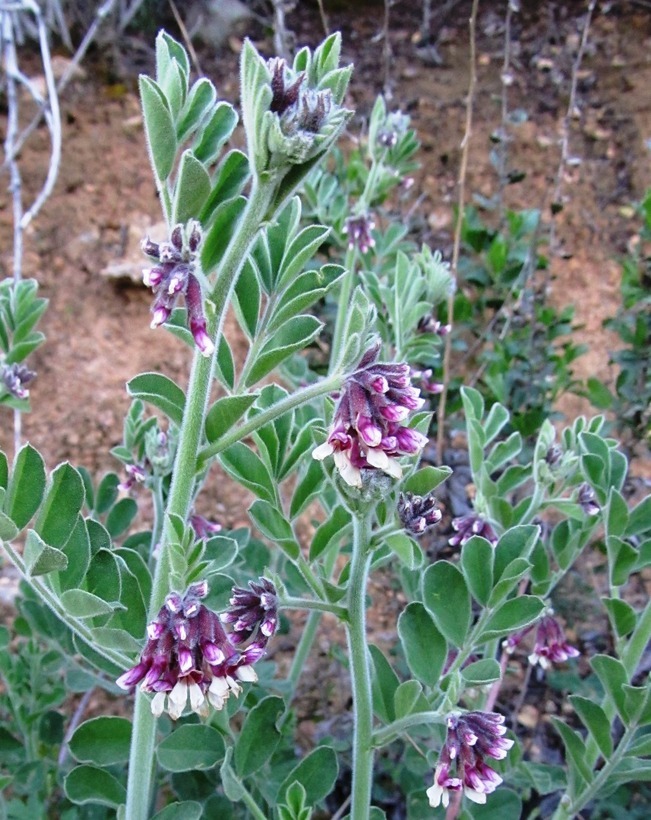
<box><xmin>436</xmin><ymin>0</ymin><xmax>480</xmax><ymax>465</ymax></box>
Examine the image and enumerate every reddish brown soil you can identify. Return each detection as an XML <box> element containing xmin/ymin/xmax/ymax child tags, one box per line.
<box><xmin>1</xmin><ymin>1</ymin><xmax>650</xmax><ymax>799</ymax></box>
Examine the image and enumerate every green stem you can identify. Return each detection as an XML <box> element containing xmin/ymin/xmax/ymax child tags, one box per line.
<box><xmin>197</xmin><ymin>374</ymin><xmax>342</xmax><ymax>468</ymax></box>
<box><xmin>287</xmin><ymin>609</ymin><xmax>321</xmax><ymax>694</ymax></box>
<box><xmin>346</xmin><ymin>510</ymin><xmax>375</xmax><ymax>820</ymax></box>
<box><xmin>329</xmin><ymin>245</ymin><xmax>358</xmax><ymax>373</ymax></box>
<box><xmin>126</xmin><ymin>178</ymin><xmax>278</xmax><ymax>820</ymax></box>
<box><xmin>373</xmin><ymin>711</ymin><xmax>446</xmax><ymax>748</ymax></box>
<box><xmin>223</xmin><ymin>763</ymin><xmax>268</xmax><ymax>820</ymax></box>
<box><xmin>149</xmin><ymin>476</ymin><xmax>165</xmax><ymax>564</ymax></box>
<box><xmin>281</xmin><ymin>596</ymin><xmax>347</xmax><ymax>619</ymax></box>
<box><xmin>286</xmin><ymin>541</ymin><xmax>341</xmax><ymax>698</ymax></box>
<box><xmin>551</xmin><ymin>723</ymin><xmax>638</xmax><ymax>820</ymax></box>
<box><xmin>125</xmin><ymin>691</ymin><xmax>157</xmax><ymax>820</ymax></box>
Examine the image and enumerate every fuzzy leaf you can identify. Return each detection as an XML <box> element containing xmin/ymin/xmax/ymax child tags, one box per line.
<box><xmin>219</xmin><ymin>443</ymin><xmax>276</xmax><ymax>503</ymax></box>
<box><xmin>127</xmin><ymin>372</ymin><xmax>185</xmax><ymax>427</ymax></box>
<box><xmin>398</xmin><ymin>602</ymin><xmax>447</xmax><ymax>687</ymax></box>
<box><xmin>69</xmin><ymin>717</ymin><xmax>132</xmax><ymax>766</ymax></box>
<box><xmin>423</xmin><ymin>561</ymin><xmax>471</xmax><ymax>648</ymax></box>
<box><xmin>157</xmin><ymin>725</ymin><xmax>225</xmax><ymax>772</ymax></box>
<box><xmin>4</xmin><ymin>443</ymin><xmax>45</xmax><ymax>529</ymax></box>
<box><xmin>309</xmin><ymin>506</ymin><xmax>350</xmax><ymax>560</ymax></box>
<box><xmin>402</xmin><ymin>465</ymin><xmax>451</xmax><ymax>496</ymax></box>
<box><xmin>569</xmin><ymin>696</ymin><xmax>613</xmax><ymax>759</ymax></box>
<box><xmin>172</xmin><ymin>150</ymin><xmax>211</xmax><ymax>224</ymax></box>
<box><xmin>369</xmin><ymin>645</ymin><xmax>399</xmax><ymax>723</ymax></box>
<box><xmin>201</xmin><ymin>196</ymin><xmax>247</xmax><ymax>275</ymax></box>
<box><xmin>139</xmin><ymin>76</ymin><xmax>177</xmax><ymax>182</ymax></box>
<box><xmin>23</xmin><ymin>530</ymin><xmax>68</xmax><ymax>576</ymax></box>
<box><xmin>193</xmin><ymin>102</ymin><xmax>238</xmax><ymax>166</ymax></box>
<box><xmin>61</xmin><ymin>589</ymin><xmax>119</xmax><ymax>619</ymax></box>
<box><xmin>278</xmin><ymin>746</ymin><xmax>338</xmax><ymax>807</ymax></box>
<box><xmin>460</xmin><ymin>536</ymin><xmax>494</xmax><ymax>606</ymax></box>
<box><xmin>461</xmin><ymin>659</ymin><xmax>502</xmax><ymax>686</ymax></box>
<box><xmin>234</xmin><ymin>696</ymin><xmax>284</xmax><ymax>777</ymax></box>
<box><xmin>479</xmin><ymin>596</ymin><xmax>545</xmax><ymax>641</ymax></box>
<box><xmin>245</xmin><ymin>315</ymin><xmax>323</xmax><ymax>386</ymax></box>
<box><xmin>152</xmin><ymin>803</ymin><xmax>203</xmax><ymax>820</ymax></box>
<box><xmin>248</xmin><ymin>499</ymin><xmax>299</xmax><ymax>560</ymax></box>
<box><xmin>205</xmin><ymin>394</ymin><xmax>258</xmax><ymax>443</ymax></box>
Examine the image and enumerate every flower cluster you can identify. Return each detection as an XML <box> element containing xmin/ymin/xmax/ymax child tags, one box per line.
<box><xmin>141</xmin><ymin>222</ymin><xmax>214</xmax><ymax>357</ymax></box>
<box><xmin>220</xmin><ymin>578</ymin><xmax>278</xmax><ymax>646</ymax></box>
<box><xmin>449</xmin><ymin>513</ymin><xmax>498</xmax><ymax>547</ymax></box>
<box><xmin>398</xmin><ymin>491</ymin><xmax>442</xmax><ymax>535</ymax></box>
<box><xmin>116</xmin><ymin>578</ymin><xmax>277</xmax><ymax>719</ymax></box>
<box><xmin>118</xmin><ymin>430</ymin><xmax>173</xmax><ymax>492</ymax></box>
<box><xmin>343</xmin><ymin>214</ymin><xmax>376</xmax><ymax>254</ymax></box>
<box><xmin>313</xmin><ymin>345</ymin><xmax>428</xmax><ymax>488</ymax></box>
<box><xmin>1</xmin><ymin>362</ymin><xmax>36</xmax><ymax>399</ymax></box>
<box><xmin>504</xmin><ymin>613</ymin><xmax>580</xmax><ymax>669</ymax></box>
<box><xmin>426</xmin><ymin>711</ymin><xmax>514</xmax><ymax>808</ymax></box>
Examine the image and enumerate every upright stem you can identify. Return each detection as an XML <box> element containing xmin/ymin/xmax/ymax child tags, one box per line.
<box><xmin>346</xmin><ymin>509</ymin><xmax>374</xmax><ymax>820</ymax></box>
<box><xmin>329</xmin><ymin>245</ymin><xmax>358</xmax><ymax>373</ymax></box>
<box><xmin>125</xmin><ymin>178</ymin><xmax>276</xmax><ymax>820</ymax></box>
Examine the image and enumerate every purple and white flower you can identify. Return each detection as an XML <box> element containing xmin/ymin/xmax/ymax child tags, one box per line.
<box><xmin>504</xmin><ymin>612</ymin><xmax>580</xmax><ymax>669</ymax></box>
<box><xmin>1</xmin><ymin>363</ymin><xmax>36</xmax><ymax>399</ymax></box>
<box><xmin>313</xmin><ymin>345</ymin><xmax>428</xmax><ymax>487</ymax></box>
<box><xmin>116</xmin><ymin>579</ymin><xmax>276</xmax><ymax>719</ymax></box>
<box><xmin>141</xmin><ymin>222</ymin><xmax>214</xmax><ymax>357</ymax></box>
<box><xmin>449</xmin><ymin>513</ymin><xmax>498</xmax><ymax>547</ymax></box>
<box><xmin>426</xmin><ymin>711</ymin><xmax>514</xmax><ymax>808</ymax></box>
<box><xmin>343</xmin><ymin>214</ymin><xmax>376</xmax><ymax>254</ymax></box>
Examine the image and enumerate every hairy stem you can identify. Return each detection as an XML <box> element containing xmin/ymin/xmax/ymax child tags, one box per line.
<box><xmin>197</xmin><ymin>373</ymin><xmax>342</xmax><ymax>468</ymax></box>
<box><xmin>346</xmin><ymin>510</ymin><xmax>374</xmax><ymax>820</ymax></box>
<box><xmin>125</xmin><ymin>179</ymin><xmax>278</xmax><ymax>820</ymax></box>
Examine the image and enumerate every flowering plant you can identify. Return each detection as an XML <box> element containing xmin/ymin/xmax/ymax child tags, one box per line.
<box><xmin>0</xmin><ymin>28</ymin><xmax>650</xmax><ymax>820</ymax></box>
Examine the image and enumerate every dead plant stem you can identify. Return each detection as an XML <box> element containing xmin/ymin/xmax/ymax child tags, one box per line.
<box><xmin>548</xmin><ymin>0</ymin><xmax>597</xmax><ymax>273</ymax></box>
<box><xmin>436</xmin><ymin>0</ymin><xmax>479</xmax><ymax>465</ymax></box>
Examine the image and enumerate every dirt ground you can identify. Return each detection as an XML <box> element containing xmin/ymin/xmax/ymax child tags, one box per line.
<box><xmin>1</xmin><ymin>0</ymin><xmax>650</xmax><ymax>808</ymax></box>
<box><xmin>2</xmin><ymin>1</ymin><xmax>650</xmax><ymax>481</ymax></box>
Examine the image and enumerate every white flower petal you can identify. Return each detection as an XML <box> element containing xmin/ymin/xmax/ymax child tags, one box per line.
<box><xmin>150</xmin><ymin>691</ymin><xmax>167</xmax><ymax>717</ymax></box>
<box><xmin>236</xmin><ymin>664</ymin><xmax>258</xmax><ymax>683</ymax></box>
<box><xmin>464</xmin><ymin>788</ymin><xmax>487</xmax><ymax>805</ymax></box>
<box><xmin>312</xmin><ymin>442</ymin><xmax>334</xmax><ymax>461</ymax></box>
<box><xmin>366</xmin><ymin>447</ymin><xmax>388</xmax><ymax>469</ymax></box>
<box><xmin>383</xmin><ymin>457</ymin><xmax>403</xmax><ymax>479</ymax></box>
<box><xmin>188</xmin><ymin>681</ymin><xmax>205</xmax><ymax>712</ymax></box>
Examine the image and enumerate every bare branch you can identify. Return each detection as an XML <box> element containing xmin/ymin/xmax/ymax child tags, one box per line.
<box><xmin>436</xmin><ymin>0</ymin><xmax>480</xmax><ymax>465</ymax></box>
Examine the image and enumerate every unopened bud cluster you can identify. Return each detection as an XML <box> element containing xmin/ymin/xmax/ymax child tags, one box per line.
<box><xmin>313</xmin><ymin>344</ymin><xmax>428</xmax><ymax>488</ymax></box>
<box><xmin>398</xmin><ymin>491</ymin><xmax>442</xmax><ymax>535</ymax></box>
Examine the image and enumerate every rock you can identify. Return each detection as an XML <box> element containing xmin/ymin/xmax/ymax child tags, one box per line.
<box><xmin>100</xmin><ymin>216</ymin><xmax>167</xmax><ymax>284</ymax></box>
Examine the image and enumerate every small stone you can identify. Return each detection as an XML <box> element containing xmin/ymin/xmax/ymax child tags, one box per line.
<box><xmin>517</xmin><ymin>704</ymin><xmax>539</xmax><ymax>729</ymax></box>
